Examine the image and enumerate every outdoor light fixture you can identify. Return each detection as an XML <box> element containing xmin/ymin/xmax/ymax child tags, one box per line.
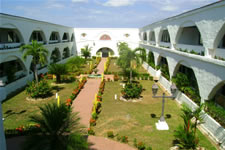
<box><xmin>170</xmin><ymin>83</ymin><xmax>177</xmax><ymax>97</ymax></box>
<box><xmin>152</xmin><ymin>83</ymin><xmax>158</xmax><ymax>96</ymax></box>
<box><xmin>152</xmin><ymin>82</ymin><xmax>177</xmax><ymax>130</ymax></box>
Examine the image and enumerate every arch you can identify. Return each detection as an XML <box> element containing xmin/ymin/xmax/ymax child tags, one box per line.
<box><xmin>176</xmin><ymin>21</ymin><xmax>203</xmax><ymax>46</ymax></box>
<box><xmin>62</xmin><ymin>47</ymin><xmax>70</xmax><ymax>59</ymax></box>
<box><xmin>143</xmin><ymin>32</ymin><xmax>147</xmax><ymax>41</ymax></box>
<box><xmin>100</xmin><ymin>34</ymin><xmax>111</xmax><ymax>40</ymax></box>
<box><xmin>214</xmin><ymin>23</ymin><xmax>225</xmax><ymax>49</ymax></box>
<box><xmin>149</xmin><ymin>31</ymin><xmax>155</xmax><ymax>42</ymax></box>
<box><xmin>29</xmin><ymin>30</ymin><xmax>47</xmax><ymax>43</ymax></box>
<box><xmin>147</xmin><ymin>50</ymin><xmax>155</xmax><ymax>68</ymax></box>
<box><xmin>96</xmin><ymin>47</ymin><xmax>114</xmax><ymax>57</ymax></box>
<box><xmin>172</xmin><ymin>60</ymin><xmax>191</xmax><ymax>77</ymax></box>
<box><xmin>49</xmin><ymin>31</ymin><xmax>60</xmax><ymax>44</ymax></box>
<box><xmin>0</xmin><ymin>23</ymin><xmax>25</xmax><ymax>44</ymax></box>
<box><xmin>62</xmin><ymin>32</ymin><xmax>69</xmax><ymax>42</ymax></box>
<box><xmin>50</xmin><ymin>48</ymin><xmax>61</xmax><ymax>63</ymax></box>
<box><xmin>0</xmin><ymin>56</ymin><xmax>27</xmax><ymax>83</ymax></box>
<box><xmin>208</xmin><ymin>81</ymin><xmax>225</xmax><ymax>100</ymax></box>
<box><xmin>157</xmin><ymin>55</ymin><xmax>170</xmax><ymax>80</ymax></box>
<box><xmin>71</xmin><ymin>33</ymin><xmax>74</xmax><ymax>42</ymax></box>
<box><xmin>172</xmin><ymin>61</ymin><xmax>201</xmax><ymax>104</ymax></box>
<box><xmin>161</xmin><ymin>30</ymin><xmax>170</xmax><ymax>43</ymax></box>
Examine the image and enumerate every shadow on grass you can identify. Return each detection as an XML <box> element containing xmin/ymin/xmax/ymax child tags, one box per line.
<box><xmin>150</xmin><ymin>113</ymin><xmax>172</xmax><ymax>119</ymax></box>
<box><xmin>4</xmin><ymin>110</ymin><xmax>27</xmax><ymax>118</ymax></box>
<box><xmin>52</xmin><ymin>86</ymin><xmax>65</xmax><ymax>92</ymax></box>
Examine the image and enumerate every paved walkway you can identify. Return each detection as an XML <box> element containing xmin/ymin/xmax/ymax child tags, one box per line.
<box><xmin>72</xmin><ymin>58</ymin><xmax>135</xmax><ymax>150</ymax></box>
<box><xmin>72</xmin><ymin>78</ymin><xmax>101</xmax><ymax>127</ymax></box>
<box><xmin>96</xmin><ymin>58</ymin><xmax>107</xmax><ymax>74</ymax></box>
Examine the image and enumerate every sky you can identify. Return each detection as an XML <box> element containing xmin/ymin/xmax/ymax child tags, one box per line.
<box><xmin>1</xmin><ymin>0</ymin><xmax>219</xmax><ymax>28</ymax></box>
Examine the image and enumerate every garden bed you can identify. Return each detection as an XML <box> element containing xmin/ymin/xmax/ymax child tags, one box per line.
<box><xmin>2</xmin><ymin>79</ymin><xmax>79</xmax><ymax>130</ymax></box>
<box><xmin>92</xmin><ymin>81</ymin><xmax>217</xmax><ymax>150</ymax></box>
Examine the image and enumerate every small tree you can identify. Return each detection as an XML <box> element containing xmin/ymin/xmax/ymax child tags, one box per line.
<box><xmin>48</xmin><ymin>64</ymin><xmax>68</xmax><ymax>83</ymax></box>
<box><xmin>23</xmin><ymin>103</ymin><xmax>88</xmax><ymax>150</ymax></box>
<box><xmin>20</xmin><ymin>40</ymin><xmax>48</xmax><ymax>83</ymax></box>
<box><xmin>66</xmin><ymin>56</ymin><xmax>86</xmax><ymax>72</ymax></box>
<box><xmin>81</xmin><ymin>45</ymin><xmax>92</xmax><ymax>59</ymax></box>
<box><xmin>117</xmin><ymin>43</ymin><xmax>145</xmax><ymax>82</ymax></box>
<box><xmin>174</xmin><ymin>104</ymin><xmax>205</xmax><ymax>149</ymax></box>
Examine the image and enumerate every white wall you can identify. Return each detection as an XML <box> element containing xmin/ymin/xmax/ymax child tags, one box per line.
<box><xmin>75</xmin><ymin>28</ymin><xmax>139</xmax><ymax>57</ymax></box>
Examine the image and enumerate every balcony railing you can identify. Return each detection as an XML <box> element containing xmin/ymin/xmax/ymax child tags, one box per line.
<box><xmin>49</xmin><ymin>40</ymin><xmax>60</xmax><ymax>44</ymax></box>
<box><xmin>0</xmin><ymin>43</ymin><xmax>24</xmax><ymax>50</ymax></box>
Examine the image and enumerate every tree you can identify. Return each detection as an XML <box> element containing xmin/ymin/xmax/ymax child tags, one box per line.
<box><xmin>20</xmin><ymin>40</ymin><xmax>48</xmax><ymax>83</ymax></box>
<box><xmin>174</xmin><ymin>104</ymin><xmax>205</xmax><ymax>149</ymax></box>
<box><xmin>48</xmin><ymin>64</ymin><xmax>68</xmax><ymax>83</ymax></box>
<box><xmin>81</xmin><ymin>45</ymin><xmax>92</xmax><ymax>59</ymax></box>
<box><xmin>117</xmin><ymin>43</ymin><xmax>145</xmax><ymax>82</ymax></box>
<box><xmin>66</xmin><ymin>56</ymin><xmax>86</xmax><ymax>72</ymax></box>
<box><xmin>22</xmin><ymin>103</ymin><xmax>88</xmax><ymax>150</ymax></box>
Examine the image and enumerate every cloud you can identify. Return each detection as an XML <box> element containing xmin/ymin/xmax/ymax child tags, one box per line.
<box><xmin>46</xmin><ymin>3</ymin><xmax>65</xmax><ymax>9</ymax></box>
<box><xmin>161</xmin><ymin>5</ymin><xmax>178</xmax><ymax>11</ymax></box>
<box><xmin>72</xmin><ymin>0</ymin><xmax>88</xmax><ymax>3</ymax></box>
<box><xmin>103</xmin><ymin>0</ymin><xmax>137</xmax><ymax>7</ymax></box>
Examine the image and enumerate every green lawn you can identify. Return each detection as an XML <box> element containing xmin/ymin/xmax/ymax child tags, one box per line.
<box><xmin>2</xmin><ymin>79</ymin><xmax>78</xmax><ymax>130</ymax></box>
<box><xmin>108</xmin><ymin>58</ymin><xmax>147</xmax><ymax>74</ymax></box>
<box><xmin>93</xmin><ymin>81</ymin><xmax>217</xmax><ymax>150</ymax></box>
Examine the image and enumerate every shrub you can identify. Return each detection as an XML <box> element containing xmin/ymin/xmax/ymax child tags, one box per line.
<box><xmin>107</xmin><ymin>131</ymin><xmax>114</xmax><ymax>138</ymax></box>
<box><xmin>92</xmin><ymin>112</ymin><xmax>98</xmax><ymax>120</ymax></box>
<box><xmin>89</xmin><ymin>118</ymin><xmax>96</xmax><ymax>126</ymax></box>
<box><xmin>114</xmin><ymin>74</ymin><xmax>119</xmax><ymax>81</ymax></box>
<box><xmin>121</xmin><ymin>136</ymin><xmax>128</xmax><ymax>143</ymax></box>
<box><xmin>121</xmin><ymin>82</ymin><xmax>143</xmax><ymax>99</ymax></box>
<box><xmin>88</xmin><ymin>128</ymin><xmax>95</xmax><ymax>135</ymax></box>
<box><xmin>26</xmin><ymin>79</ymin><xmax>51</xmax><ymax>98</ymax></box>
<box><xmin>137</xmin><ymin>142</ymin><xmax>145</xmax><ymax>150</ymax></box>
<box><xmin>149</xmin><ymin>76</ymin><xmax>153</xmax><ymax>81</ymax></box>
<box><xmin>205</xmin><ymin>101</ymin><xmax>225</xmax><ymax>128</ymax></box>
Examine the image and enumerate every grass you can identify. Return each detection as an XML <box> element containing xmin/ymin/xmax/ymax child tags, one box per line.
<box><xmin>108</xmin><ymin>58</ymin><xmax>147</xmax><ymax>74</ymax></box>
<box><xmin>2</xmin><ymin>79</ymin><xmax>78</xmax><ymax>130</ymax></box>
<box><xmin>93</xmin><ymin>80</ymin><xmax>217</xmax><ymax>150</ymax></box>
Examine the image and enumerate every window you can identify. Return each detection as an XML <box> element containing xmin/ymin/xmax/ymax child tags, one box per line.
<box><xmin>7</xmin><ymin>31</ymin><xmax>19</xmax><ymax>43</ymax></box>
<box><xmin>161</xmin><ymin>30</ymin><xmax>170</xmax><ymax>43</ymax></box>
<box><xmin>50</xmin><ymin>32</ymin><xmax>59</xmax><ymax>41</ymax></box>
<box><xmin>31</xmin><ymin>31</ymin><xmax>43</xmax><ymax>41</ymax></box>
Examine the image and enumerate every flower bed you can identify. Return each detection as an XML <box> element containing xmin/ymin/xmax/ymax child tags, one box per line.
<box><xmin>88</xmin><ymin>79</ymin><xmax>105</xmax><ymax>135</ymax></box>
<box><xmin>65</xmin><ymin>77</ymin><xmax>87</xmax><ymax>107</ymax></box>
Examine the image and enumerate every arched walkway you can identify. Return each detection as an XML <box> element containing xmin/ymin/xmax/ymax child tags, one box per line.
<box><xmin>97</xmin><ymin>47</ymin><xmax>114</xmax><ymax>57</ymax></box>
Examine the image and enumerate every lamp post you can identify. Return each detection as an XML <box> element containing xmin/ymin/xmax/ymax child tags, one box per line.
<box><xmin>152</xmin><ymin>83</ymin><xmax>177</xmax><ymax>130</ymax></box>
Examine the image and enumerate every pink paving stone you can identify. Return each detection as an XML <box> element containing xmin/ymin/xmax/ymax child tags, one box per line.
<box><xmin>88</xmin><ymin>136</ymin><xmax>136</xmax><ymax>150</ymax></box>
<box><xmin>96</xmin><ymin>58</ymin><xmax>107</xmax><ymax>74</ymax></box>
<box><xmin>72</xmin><ymin>78</ymin><xmax>101</xmax><ymax>127</ymax></box>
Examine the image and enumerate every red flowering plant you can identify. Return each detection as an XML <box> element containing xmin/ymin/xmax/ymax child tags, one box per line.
<box><xmin>16</xmin><ymin>126</ymin><xmax>25</xmax><ymax>132</ymax></box>
<box><xmin>88</xmin><ymin>128</ymin><xmax>95</xmax><ymax>135</ymax></box>
<box><xmin>90</xmin><ymin>118</ymin><xmax>96</xmax><ymax>126</ymax></box>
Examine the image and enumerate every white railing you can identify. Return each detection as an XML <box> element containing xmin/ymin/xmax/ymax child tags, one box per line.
<box><xmin>159</xmin><ymin>42</ymin><xmax>171</xmax><ymax>48</ymax></box>
<box><xmin>176</xmin><ymin>44</ymin><xmax>204</xmax><ymax>54</ymax></box>
<box><xmin>0</xmin><ymin>43</ymin><xmax>22</xmax><ymax>50</ymax></box>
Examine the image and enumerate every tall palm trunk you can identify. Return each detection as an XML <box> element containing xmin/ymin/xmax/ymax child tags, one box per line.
<box><xmin>34</xmin><ymin>64</ymin><xmax>39</xmax><ymax>83</ymax></box>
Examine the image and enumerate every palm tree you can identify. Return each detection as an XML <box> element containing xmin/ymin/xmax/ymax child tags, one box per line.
<box><xmin>20</xmin><ymin>40</ymin><xmax>48</xmax><ymax>83</ymax></box>
<box><xmin>22</xmin><ymin>103</ymin><xmax>88</xmax><ymax>150</ymax></box>
<box><xmin>81</xmin><ymin>45</ymin><xmax>92</xmax><ymax>59</ymax></box>
<box><xmin>117</xmin><ymin>43</ymin><xmax>145</xmax><ymax>82</ymax></box>
<box><xmin>48</xmin><ymin>64</ymin><xmax>68</xmax><ymax>83</ymax></box>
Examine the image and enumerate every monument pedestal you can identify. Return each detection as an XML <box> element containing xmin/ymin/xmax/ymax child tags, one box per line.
<box><xmin>155</xmin><ymin>120</ymin><xmax>169</xmax><ymax>130</ymax></box>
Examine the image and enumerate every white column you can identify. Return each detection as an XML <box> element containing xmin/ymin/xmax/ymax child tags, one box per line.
<box><xmin>0</xmin><ymin>87</ymin><xmax>6</xmax><ymax>150</ymax></box>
